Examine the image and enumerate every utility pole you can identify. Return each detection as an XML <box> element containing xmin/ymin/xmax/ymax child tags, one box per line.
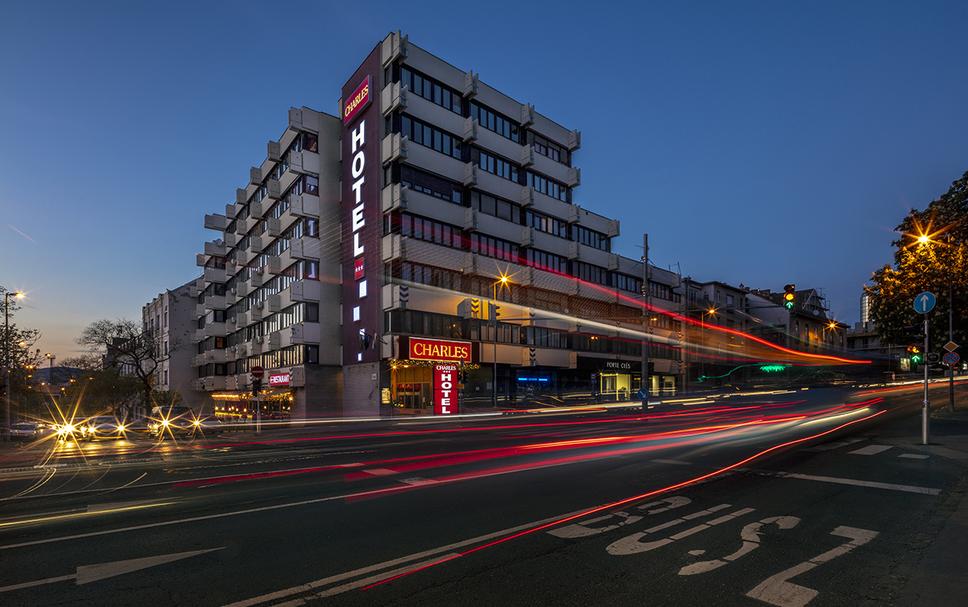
<box><xmin>3</xmin><ymin>295</ymin><xmax>9</xmax><ymax>441</ymax></box>
<box><xmin>640</xmin><ymin>233</ymin><xmax>650</xmax><ymax>410</ymax></box>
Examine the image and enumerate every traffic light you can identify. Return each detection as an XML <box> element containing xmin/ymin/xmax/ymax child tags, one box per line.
<box><xmin>252</xmin><ymin>378</ymin><xmax>262</xmax><ymax>397</ymax></box>
<box><xmin>783</xmin><ymin>284</ymin><xmax>796</xmax><ymax>310</ymax></box>
<box><xmin>908</xmin><ymin>345</ymin><xmax>922</xmax><ymax>364</ymax></box>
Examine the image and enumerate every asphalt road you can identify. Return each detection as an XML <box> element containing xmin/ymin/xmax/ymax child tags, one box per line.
<box><xmin>0</xmin><ymin>381</ymin><xmax>965</xmax><ymax>606</ymax></box>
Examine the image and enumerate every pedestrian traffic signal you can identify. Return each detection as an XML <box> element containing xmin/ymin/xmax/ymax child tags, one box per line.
<box><xmin>783</xmin><ymin>284</ymin><xmax>796</xmax><ymax>310</ymax></box>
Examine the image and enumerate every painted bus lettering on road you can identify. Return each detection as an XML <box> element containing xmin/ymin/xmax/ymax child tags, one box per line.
<box><xmin>678</xmin><ymin>515</ymin><xmax>800</xmax><ymax>575</ymax></box>
<box><xmin>548</xmin><ymin>496</ymin><xmax>691</xmax><ymax>539</ymax></box>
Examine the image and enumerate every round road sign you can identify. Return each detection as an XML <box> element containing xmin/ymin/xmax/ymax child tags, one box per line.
<box><xmin>250</xmin><ymin>365</ymin><xmax>265</xmax><ymax>379</ymax></box>
<box><xmin>943</xmin><ymin>352</ymin><xmax>961</xmax><ymax>366</ymax></box>
<box><xmin>913</xmin><ymin>292</ymin><xmax>937</xmax><ymax>314</ymax></box>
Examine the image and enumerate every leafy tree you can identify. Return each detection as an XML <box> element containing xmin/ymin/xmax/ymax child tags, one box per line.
<box><xmin>1</xmin><ymin>286</ymin><xmax>43</xmax><ymax>421</ymax></box>
<box><xmin>867</xmin><ymin>170</ymin><xmax>968</xmax><ymax>349</ymax></box>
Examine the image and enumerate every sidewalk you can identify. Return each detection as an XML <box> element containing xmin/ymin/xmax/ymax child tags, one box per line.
<box><xmin>895</xmin><ymin>409</ymin><xmax>968</xmax><ymax>605</ymax></box>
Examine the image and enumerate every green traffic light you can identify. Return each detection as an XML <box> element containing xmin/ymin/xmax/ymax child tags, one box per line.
<box><xmin>911</xmin><ymin>354</ymin><xmax>922</xmax><ymax>364</ymax></box>
<box><xmin>784</xmin><ymin>301</ymin><xmax>794</xmax><ymax>310</ymax></box>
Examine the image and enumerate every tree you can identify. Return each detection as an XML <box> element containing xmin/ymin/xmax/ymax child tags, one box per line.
<box><xmin>77</xmin><ymin>319</ymin><xmax>164</xmax><ymax>417</ymax></box>
<box><xmin>867</xmin><ymin>170</ymin><xmax>968</xmax><ymax>349</ymax></box>
<box><xmin>1</xmin><ymin>286</ymin><xmax>43</xmax><ymax>419</ymax></box>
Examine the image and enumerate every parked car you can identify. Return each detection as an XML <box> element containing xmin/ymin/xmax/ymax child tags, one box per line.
<box><xmin>8</xmin><ymin>422</ymin><xmax>47</xmax><ymax>441</ymax></box>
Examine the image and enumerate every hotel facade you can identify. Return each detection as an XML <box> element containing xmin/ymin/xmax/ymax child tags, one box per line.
<box><xmin>194</xmin><ymin>32</ymin><xmax>684</xmax><ymax>419</ymax></box>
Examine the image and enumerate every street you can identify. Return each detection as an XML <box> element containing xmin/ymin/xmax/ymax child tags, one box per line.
<box><xmin>1</xmin><ymin>381</ymin><xmax>966</xmax><ymax>606</ymax></box>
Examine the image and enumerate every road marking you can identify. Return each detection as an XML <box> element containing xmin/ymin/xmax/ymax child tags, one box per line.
<box><xmin>898</xmin><ymin>453</ymin><xmax>929</xmax><ymax>460</ymax></box>
<box><xmin>848</xmin><ymin>444</ymin><xmax>892</xmax><ymax>456</ymax></box>
<box><xmin>747</xmin><ymin>526</ymin><xmax>877</xmax><ymax>607</ymax></box>
<box><xmin>548</xmin><ymin>496</ymin><xmax>691</xmax><ymax>539</ymax></box>
<box><xmin>740</xmin><ymin>468</ymin><xmax>941</xmax><ymax>495</ymax></box>
<box><xmin>653</xmin><ymin>458</ymin><xmax>691</xmax><ymax>466</ymax></box>
<box><xmin>362</xmin><ymin>468</ymin><xmax>397</xmax><ymax>476</ymax></box>
<box><xmin>679</xmin><ymin>516</ymin><xmax>800</xmax><ymax>575</ymax></box>
<box><xmin>0</xmin><ymin>501</ymin><xmax>170</xmax><ymax>530</ymax></box>
<box><xmin>0</xmin><ymin>547</ymin><xmax>223</xmax><ymax>593</ymax></box>
<box><xmin>224</xmin><ymin>510</ymin><xmax>587</xmax><ymax>607</ymax></box>
<box><xmin>606</xmin><ymin>504</ymin><xmax>738</xmax><ymax>555</ymax></box>
<box><xmin>399</xmin><ymin>477</ymin><xmax>438</xmax><ymax>486</ymax></box>
<box><xmin>802</xmin><ymin>438</ymin><xmax>864</xmax><ymax>452</ymax></box>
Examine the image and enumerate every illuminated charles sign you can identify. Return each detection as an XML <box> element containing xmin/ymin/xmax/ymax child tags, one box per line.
<box><xmin>408</xmin><ymin>338</ymin><xmax>473</xmax><ymax>363</ymax></box>
<box><xmin>343</xmin><ymin>76</ymin><xmax>371</xmax><ymax>125</ymax></box>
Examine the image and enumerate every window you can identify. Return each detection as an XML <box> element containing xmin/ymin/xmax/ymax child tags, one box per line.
<box><xmin>612</xmin><ymin>273</ymin><xmax>641</xmax><ymax>293</ymax></box>
<box><xmin>302</xmin><ymin>175</ymin><xmax>318</xmax><ymax>196</ymax></box>
<box><xmin>574</xmin><ymin>225</ymin><xmax>609</xmax><ymax>251</ymax></box>
<box><xmin>470</xmin><ymin>233</ymin><xmax>519</xmax><ymax>262</ymax></box>
<box><xmin>400</xmin><ymin>214</ymin><xmax>464</xmax><ymax>249</ymax></box>
<box><xmin>526</xmin><ymin>249</ymin><xmax>567</xmax><ymax>274</ymax></box>
<box><xmin>400</xmin><ymin>115</ymin><xmax>462</xmax><ymax>160</ymax></box>
<box><xmin>476</xmin><ymin>150</ymin><xmax>518</xmax><ymax>182</ymax></box>
<box><xmin>470</xmin><ymin>102</ymin><xmax>519</xmax><ymax>142</ymax></box>
<box><xmin>298</xmin><ymin>132</ymin><xmax>318</xmax><ymax>153</ymax></box>
<box><xmin>400</xmin><ymin>165</ymin><xmax>463</xmax><ymax>204</ymax></box>
<box><xmin>527</xmin><ymin>171</ymin><xmax>569</xmax><ymax>202</ymax></box>
<box><xmin>575</xmin><ymin>262</ymin><xmax>608</xmax><ymax>285</ymax></box>
<box><xmin>526</xmin><ymin>210</ymin><xmax>568</xmax><ymax>238</ymax></box>
<box><xmin>395</xmin><ymin>261</ymin><xmax>462</xmax><ymax>291</ymax></box>
<box><xmin>532</xmin><ymin>134</ymin><xmax>568</xmax><ymax>165</ymax></box>
<box><xmin>649</xmin><ymin>281</ymin><xmax>678</xmax><ymax>302</ymax></box>
<box><xmin>400</xmin><ymin>66</ymin><xmax>463</xmax><ymax>114</ymax></box>
<box><xmin>473</xmin><ymin>191</ymin><xmax>520</xmax><ymax>223</ymax></box>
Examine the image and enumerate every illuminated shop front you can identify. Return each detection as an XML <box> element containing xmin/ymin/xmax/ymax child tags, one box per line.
<box><xmin>388</xmin><ymin>337</ymin><xmax>478</xmax><ymax>412</ymax></box>
<box><xmin>210</xmin><ymin>373</ymin><xmax>295</xmax><ymax>421</ymax></box>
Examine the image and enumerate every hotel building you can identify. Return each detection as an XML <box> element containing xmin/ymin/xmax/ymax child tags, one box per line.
<box><xmin>194</xmin><ymin>32</ymin><xmax>684</xmax><ymax>418</ymax></box>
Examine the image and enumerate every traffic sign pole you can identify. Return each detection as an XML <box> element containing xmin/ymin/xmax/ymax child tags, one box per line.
<box><xmin>923</xmin><ymin>317</ymin><xmax>930</xmax><ymax>445</ymax></box>
<box><xmin>914</xmin><ymin>292</ymin><xmax>936</xmax><ymax>446</ymax></box>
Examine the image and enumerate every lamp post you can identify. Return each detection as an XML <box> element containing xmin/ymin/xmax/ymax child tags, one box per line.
<box><xmin>3</xmin><ymin>290</ymin><xmax>26</xmax><ymax>440</ymax></box>
<box><xmin>45</xmin><ymin>352</ymin><xmax>56</xmax><ymax>395</ymax></box>
<box><xmin>699</xmin><ymin>307</ymin><xmax>717</xmax><ymax>381</ymax></box>
<box><xmin>491</xmin><ymin>273</ymin><xmax>511</xmax><ymax>409</ymax></box>
<box><xmin>912</xmin><ymin>229</ymin><xmax>958</xmax><ymax>412</ymax></box>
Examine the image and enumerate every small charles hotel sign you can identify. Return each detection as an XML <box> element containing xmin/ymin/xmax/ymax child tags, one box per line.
<box><xmin>400</xmin><ymin>338</ymin><xmax>471</xmax><ymax>415</ymax></box>
<box><xmin>407</xmin><ymin>337</ymin><xmax>473</xmax><ymax>363</ymax></box>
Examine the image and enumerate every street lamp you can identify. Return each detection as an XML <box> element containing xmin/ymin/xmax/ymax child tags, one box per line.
<box><xmin>45</xmin><ymin>353</ymin><xmax>56</xmax><ymax>395</ymax></box>
<box><xmin>700</xmin><ymin>307</ymin><xmax>717</xmax><ymax>380</ymax></box>
<box><xmin>3</xmin><ymin>290</ymin><xmax>25</xmax><ymax>440</ymax></box>
<box><xmin>491</xmin><ymin>272</ymin><xmax>512</xmax><ymax>408</ymax></box>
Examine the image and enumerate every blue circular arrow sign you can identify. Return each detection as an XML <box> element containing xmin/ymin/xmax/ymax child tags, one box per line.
<box><xmin>913</xmin><ymin>291</ymin><xmax>936</xmax><ymax>314</ymax></box>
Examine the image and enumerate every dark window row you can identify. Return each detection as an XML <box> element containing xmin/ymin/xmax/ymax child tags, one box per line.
<box><xmin>470</xmin><ymin>233</ymin><xmax>519</xmax><ymax>263</ymax></box>
<box><xmin>470</xmin><ymin>102</ymin><xmax>520</xmax><ymax>142</ymax></box>
<box><xmin>526</xmin><ymin>249</ymin><xmax>567</xmax><ymax>274</ymax></box>
<box><xmin>527</xmin><ymin>171</ymin><xmax>569</xmax><ymax>202</ymax></box>
<box><xmin>574</xmin><ymin>225</ymin><xmax>609</xmax><ymax>251</ymax></box>
<box><xmin>400</xmin><ymin>165</ymin><xmax>463</xmax><ymax>204</ymax></box>
<box><xmin>400</xmin><ymin>114</ymin><xmax>463</xmax><ymax>160</ymax></box>
<box><xmin>474</xmin><ymin>190</ymin><xmax>520</xmax><ymax>223</ymax></box>
<box><xmin>397</xmin><ymin>213</ymin><xmax>464</xmax><ymax>249</ymax></box>
<box><xmin>574</xmin><ymin>261</ymin><xmax>609</xmax><ymax>286</ymax></box>
<box><xmin>612</xmin><ymin>273</ymin><xmax>641</xmax><ymax>294</ymax></box>
<box><xmin>531</xmin><ymin>133</ymin><xmax>568</xmax><ymax>165</ymax></box>
<box><xmin>476</xmin><ymin>149</ymin><xmax>518</xmax><ymax>182</ymax></box>
<box><xmin>527</xmin><ymin>210</ymin><xmax>568</xmax><ymax>239</ymax></box>
<box><xmin>399</xmin><ymin>65</ymin><xmax>463</xmax><ymax>114</ymax></box>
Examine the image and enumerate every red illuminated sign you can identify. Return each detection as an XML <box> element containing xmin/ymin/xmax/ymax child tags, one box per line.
<box><xmin>268</xmin><ymin>373</ymin><xmax>290</xmax><ymax>387</ymax></box>
<box><xmin>342</xmin><ymin>76</ymin><xmax>371</xmax><ymax>125</ymax></box>
<box><xmin>354</xmin><ymin>258</ymin><xmax>365</xmax><ymax>281</ymax></box>
<box><xmin>433</xmin><ymin>364</ymin><xmax>460</xmax><ymax>415</ymax></box>
<box><xmin>408</xmin><ymin>338</ymin><xmax>473</xmax><ymax>363</ymax></box>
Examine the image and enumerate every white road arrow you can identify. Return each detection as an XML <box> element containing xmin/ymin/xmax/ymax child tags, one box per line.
<box><xmin>0</xmin><ymin>547</ymin><xmax>224</xmax><ymax>593</ymax></box>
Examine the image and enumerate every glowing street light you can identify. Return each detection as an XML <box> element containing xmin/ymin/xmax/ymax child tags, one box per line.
<box><xmin>4</xmin><ymin>289</ymin><xmax>27</xmax><ymax>440</ymax></box>
<box><xmin>491</xmin><ymin>272</ymin><xmax>513</xmax><ymax>408</ymax></box>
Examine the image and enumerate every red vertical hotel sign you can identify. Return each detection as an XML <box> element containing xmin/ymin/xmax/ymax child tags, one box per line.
<box><xmin>433</xmin><ymin>364</ymin><xmax>460</xmax><ymax>415</ymax></box>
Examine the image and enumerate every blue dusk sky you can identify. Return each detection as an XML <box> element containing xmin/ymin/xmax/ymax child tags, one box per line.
<box><xmin>2</xmin><ymin>1</ymin><xmax>966</xmax><ymax>360</ymax></box>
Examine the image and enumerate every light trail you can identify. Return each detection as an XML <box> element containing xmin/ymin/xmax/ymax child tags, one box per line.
<box><xmin>361</xmin><ymin>406</ymin><xmax>887</xmax><ymax>591</ymax></box>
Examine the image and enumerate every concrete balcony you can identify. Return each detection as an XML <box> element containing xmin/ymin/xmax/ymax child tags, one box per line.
<box><xmin>382</xmin><ymin>185</ymin><xmax>464</xmax><ymax>226</ymax></box>
<box><xmin>204</xmin><ymin>214</ymin><xmax>227</xmax><ymax>231</ymax></box>
<box><xmin>224</xmin><ymin>232</ymin><xmax>239</xmax><ymax>248</ymax></box>
<box><xmin>272</xmin><ymin>322</ymin><xmax>320</xmax><ymax>350</ymax></box>
<box><xmin>290</xmin><ymin>237</ymin><xmax>321</xmax><ymax>260</ymax></box>
<box><xmin>194</xmin><ymin>303</ymin><xmax>206</xmax><ymax>318</ymax></box>
<box><xmin>225</xmin><ymin>203</ymin><xmax>240</xmax><ymax>219</ymax></box>
<box><xmin>267</xmin><ymin>140</ymin><xmax>282</xmax><ymax>162</ymax></box>
<box><xmin>290</xmin><ymin>193</ymin><xmax>320</xmax><ymax>217</ymax></box>
<box><xmin>250</xmin><ymin>236</ymin><xmax>267</xmax><ymax>253</ymax></box>
<box><xmin>574</xmin><ymin>207</ymin><xmax>620</xmax><ymax>238</ymax></box>
<box><xmin>203</xmin><ymin>322</ymin><xmax>228</xmax><ymax>338</ymax></box>
<box><xmin>526</xmin><ymin>189</ymin><xmax>579</xmax><ymax>223</ymax></box>
<box><xmin>249</xmin><ymin>198</ymin><xmax>270</xmax><ymax>220</ymax></box>
<box><xmin>250</xmin><ymin>269</ymin><xmax>266</xmax><ymax>288</ymax></box>
<box><xmin>203</xmin><ymin>266</ymin><xmax>227</xmax><ymax>283</ymax></box>
<box><xmin>381</xmin><ymin>133</ymin><xmax>407</xmax><ymax>164</ymax></box>
<box><xmin>273</xmin><ymin>280</ymin><xmax>321</xmax><ymax>309</ymax></box>
<box><xmin>381</xmin><ymin>183</ymin><xmax>406</xmax><ymax>213</ymax></box>
<box><xmin>475</xmin><ymin>169</ymin><xmax>522</xmax><ymax>203</ymax></box>
<box><xmin>264</xmin><ymin>295</ymin><xmax>282</xmax><ymax>314</ymax></box>
<box><xmin>192</xmin><ymin>329</ymin><xmax>205</xmax><ymax>344</ymax></box>
<box><xmin>236</xmin><ymin>188</ymin><xmax>247</xmax><ymax>205</ymax></box>
<box><xmin>463</xmin><ymin>116</ymin><xmax>478</xmax><ymax>142</ymax></box>
<box><xmin>203</xmin><ymin>294</ymin><xmax>227</xmax><ymax>310</ymax></box>
<box><xmin>249</xmin><ymin>166</ymin><xmax>262</xmax><ymax>186</ymax></box>
<box><xmin>267</xmin><ymin>211</ymin><xmax>299</xmax><ymax>238</ymax></box>
<box><xmin>204</xmin><ymin>240</ymin><xmax>226</xmax><ymax>257</ymax></box>
<box><xmin>380</xmin><ymin>81</ymin><xmax>406</xmax><ymax>116</ymax></box>
<box><xmin>267</xmin><ymin>332</ymin><xmax>281</xmax><ymax>350</ymax></box>
<box><xmin>196</xmin><ymin>253</ymin><xmax>207</xmax><ymax>267</ymax></box>
<box><xmin>235</xmin><ymin>216</ymin><xmax>256</xmax><ymax>236</ymax></box>
<box><xmin>288</xmin><ymin>150</ymin><xmax>320</xmax><ymax>175</ymax></box>
<box><xmin>532</xmin><ymin>153</ymin><xmax>577</xmax><ymax>188</ymax></box>
<box><xmin>266</xmin><ymin>179</ymin><xmax>281</xmax><ymax>200</ymax></box>
<box><xmin>202</xmin><ymin>376</ymin><xmax>228</xmax><ymax>391</ymax></box>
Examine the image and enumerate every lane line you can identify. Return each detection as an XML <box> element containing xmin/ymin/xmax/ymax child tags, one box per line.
<box><xmin>222</xmin><ymin>509</ymin><xmax>586</xmax><ymax>607</ymax></box>
<box><xmin>653</xmin><ymin>458</ymin><xmax>691</xmax><ymax>466</ymax></box>
<box><xmin>848</xmin><ymin>444</ymin><xmax>892</xmax><ymax>456</ymax></box>
<box><xmin>802</xmin><ymin>438</ymin><xmax>865</xmax><ymax>452</ymax></box>
<box><xmin>898</xmin><ymin>453</ymin><xmax>929</xmax><ymax>460</ymax></box>
<box><xmin>742</xmin><ymin>469</ymin><xmax>941</xmax><ymax>495</ymax></box>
